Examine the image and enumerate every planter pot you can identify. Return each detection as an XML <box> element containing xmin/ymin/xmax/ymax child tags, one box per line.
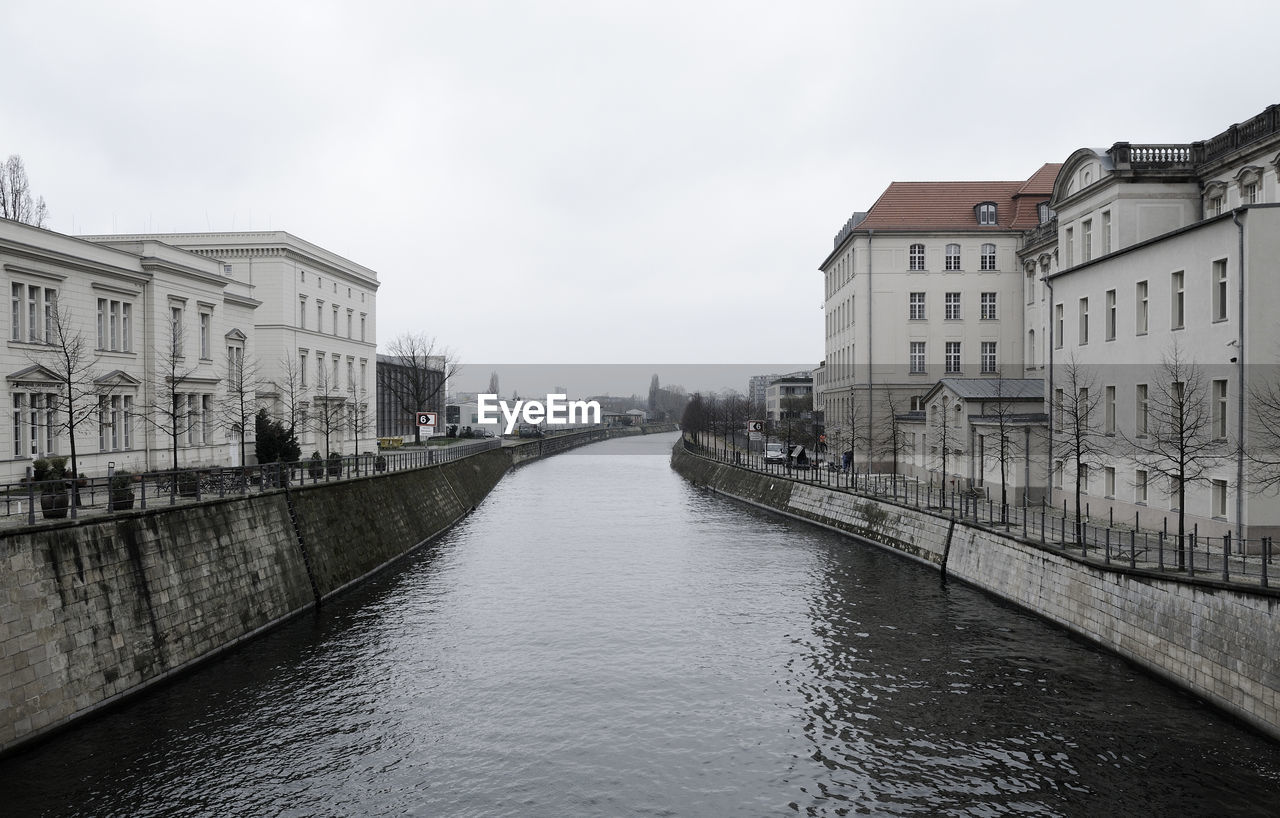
<box><xmin>40</xmin><ymin>490</ymin><xmax>69</xmax><ymax>519</ymax></box>
<box><xmin>111</xmin><ymin>493</ymin><xmax>135</xmax><ymax>510</ymax></box>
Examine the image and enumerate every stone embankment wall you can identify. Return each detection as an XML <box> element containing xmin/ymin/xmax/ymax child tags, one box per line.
<box><xmin>0</xmin><ymin>426</ymin><xmax>669</xmax><ymax>756</ymax></box>
<box><xmin>671</xmin><ymin>443</ymin><xmax>1280</xmax><ymax>742</ymax></box>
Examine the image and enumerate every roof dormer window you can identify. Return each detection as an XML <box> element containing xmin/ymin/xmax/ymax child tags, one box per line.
<box><xmin>975</xmin><ymin>202</ymin><xmax>998</xmax><ymax>225</ymax></box>
<box><xmin>1037</xmin><ymin>202</ymin><xmax>1056</xmax><ymax>225</ymax></box>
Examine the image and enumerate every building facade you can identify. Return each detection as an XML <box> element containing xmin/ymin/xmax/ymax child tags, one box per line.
<box><xmin>2</xmin><ymin>221</ymin><xmax>260</xmax><ymax>480</ymax></box>
<box><xmin>376</xmin><ymin>353</ymin><xmax>445</xmax><ymax>439</ymax></box>
<box><xmin>819</xmin><ymin>167</ymin><xmax>1059</xmax><ymax>471</ymax></box>
<box><xmin>83</xmin><ymin>232</ymin><xmax>380</xmax><ymax>456</ymax></box>
<box><xmin>1034</xmin><ymin>104</ymin><xmax>1280</xmax><ymax>542</ymax></box>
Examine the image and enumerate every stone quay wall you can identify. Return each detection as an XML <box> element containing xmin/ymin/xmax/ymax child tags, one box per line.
<box><xmin>0</xmin><ymin>426</ymin><xmax>669</xmax><ymax>756</ymax></box>
<box><xmin>671</xmin><ymin>442</ymin><xmax>1280</xmax><ymax>742</ymax></box>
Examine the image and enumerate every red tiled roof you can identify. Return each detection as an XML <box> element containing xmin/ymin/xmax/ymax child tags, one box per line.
<box><xmin>852</xmin><ymin>164</ymin><xmax>1060</xmax><ymax>232</ymax></box>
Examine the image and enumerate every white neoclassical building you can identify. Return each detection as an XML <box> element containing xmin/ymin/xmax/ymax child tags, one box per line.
<box><xmin>1033</xmin><ymin>103</ymin><xmax>1280</xmax><ymax>542</ymax></box>
<box><xmin>819</xmin><ymin>167</ymin><xmax>1058</xmax><ymax>470</ymax></box>
<box><xmin>83</xmin><ymin>232</ymin><xmax>381</xmax><ymax>458</ymax></box>
<box><xmin>1</xmin><ymin>220</ymin><xmax>259</xmax><ymax>480</ymax></box>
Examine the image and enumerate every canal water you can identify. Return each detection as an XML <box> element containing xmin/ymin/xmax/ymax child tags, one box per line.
<box><xmin>4</xmin><ymin>432</ymin><xmax>1279</xmax><ymax>816</ymax></box>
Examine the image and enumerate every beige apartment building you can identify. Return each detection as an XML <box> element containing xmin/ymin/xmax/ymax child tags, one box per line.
<box><xmin>819</xmin><ymin>166</ymin><xmax>1058</xmax><ymax>470</ymax></box>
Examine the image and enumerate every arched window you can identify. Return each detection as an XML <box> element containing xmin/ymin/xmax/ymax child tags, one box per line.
<box><xmin>909</xmin><ymin>243</ymin><xmax>925</xmax><ymax>271</ymax></box>
<box><xmin>980</xmin><ymin>243</ymin><xmax>997</xmax><ymax>271</ymax></box>
<box><xmin>945</xmin><ymin>243</ymin><xmax>960</xmax><ymax>271</ymax></box>
<box><xmin>1028</xmin><ymin>329</ymin><xmax>1036</xmax><ymax>365</ymax></box>
<box><xmin>975</xmin><ymin>202</ymin><xmax>998</xmax><ymax>225</ymax></box>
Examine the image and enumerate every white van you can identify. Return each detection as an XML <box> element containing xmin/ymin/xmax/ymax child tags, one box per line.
<box><xmin>764</xmin><ymin>442</ymin><xmax>785</xmax><ymax>464</ymax></box>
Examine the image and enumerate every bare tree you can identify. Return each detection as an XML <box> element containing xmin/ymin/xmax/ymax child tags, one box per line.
<box><xmin>1058</xmin><ymin>355</ymin><xmax>1103</xmax><ymax>545</ymax></box>
<box><xmin>927</xmin><ymin>393</ymin><xmax>965</xmax><ymax>504</ymax></box>
<box><xmin>984</xmin><ymin>374</ymin><xmax>1024</xmax><ymax>522</ymax></box>
<box><xmin>1</xmin><ymin>155</ymin><xmax>49</xmax><ymax>227</ymax></box>
<box><xmin>29</xmin><ymin>303</ymin><xmax>106</xmax><ymax>480</ymax></box>
<box><xmin>148</xmin><ymin>322</ymin><xmax>201</xmax><ymax>471</ymax></box>
<box><xmin>218</xmin><ymin>348</ymin><xmax>261</xmax><ymax>468</ymax></box>
<box><xmin>382</xmin><ymin>333</ymin><xmax>458</xmax><ymax>444</ymax></box>
<box><xmin>878</xmin><ymin>391</ymin><xmax>913</xmax><ymax>485</ymax></box>
<box><xmin>1247</xmin><ymin>363</ymin><xmax>1280</xmax><ymax>491</ymax></box>
<box><xmin>309</xmin><ymin>361</ymin><xmax>347</xmax><ymax>456</ymax></box>
<box><xmin>487</xmin><ymin>370</ymin><xmax>500</xmax><ymax>396</ymax></box>
<box><xmin>271</xmin><ymin>354</ymin><xmax>307</xmax><ymax>440</ymax></box>
<box><xmin>347</xmin><ymin>382</ymin><xmax>373</xmax><ymax>457</ymax></box>
<box><xmin>1123</xmin><ymin>342</ymin><xmax>1230</xmax><ymax>568</ymax></box>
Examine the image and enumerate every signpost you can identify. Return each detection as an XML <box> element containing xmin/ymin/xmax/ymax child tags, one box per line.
<box><xmin>417</xmin><ymin>411</ymin><xmax>437</xmax><ymax>436</ymax></box>
<box><xmin>747</xmin><ymin>419</ymin><xmax>763</xmax><ymax>441</ymax></box>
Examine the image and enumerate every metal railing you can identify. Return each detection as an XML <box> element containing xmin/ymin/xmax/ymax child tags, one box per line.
<box><xmin>1</xmin><ymin>438</ymin><xmax>502</xmax><ymax>527</ymax></box>
<box><xmin>684</xmin><ymin>437</ymin><xmax>1276</xmax><ymax>590</ymax></box>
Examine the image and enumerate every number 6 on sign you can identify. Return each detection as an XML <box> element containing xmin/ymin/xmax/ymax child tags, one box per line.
<box><xmin>416</xmin><ymin>412</ymin><xmax>437</xmax><ymax>427</ymax></box>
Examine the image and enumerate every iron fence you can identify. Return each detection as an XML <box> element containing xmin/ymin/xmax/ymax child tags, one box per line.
<box><xmin>1</xmin><ymin>438</ymin><xmax>502</xmax><ymax>527</ymax></box>
<box><xmin>685</xmin><ymin>437</ymin><xmax>1276</xmax><ymax>589</ymax></box>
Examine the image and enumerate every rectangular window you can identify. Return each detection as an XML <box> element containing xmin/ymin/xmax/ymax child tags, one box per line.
<box><xmin>1078</xmin><ymin>297</ymin><xmax>1089</xmax><ymax>345</ymax></box>
<box><xmin>1105</xmin><ymin>385</ymin><xmax>1115</xmax><ymax>433</ymax></box>
<box><xmin>11</xmin><ymin>393</ymin><xmax>23</xmax><ymax>457</ymax></box>
<box><xmin>1102</xmin><ymin>211</ymin><xmax>1112</xmax><ymax>254</ymax></box>
<box><xmin>1213</xmin><ymin>259</ymin><xmax>1228</xmax><ymax>322</ymax></box>
<box><xmin>1213</xmin><ymin>379</ymin><xmax>1228</xmax><ymax>439</ymax></box>
<box><xmin>1136</xmin><ymin>384</ymin><xmax>1148</xmax><ymax>435</ymax></box>
<box><xmin>980</xmin><ymin>243</ymin><xmax>996</xmax><ymax>271</ymax></box>
<box><xmin>1055</xmin><ymin>388</ymin><xmax>1064</xmax><ymax>432</ymax></box>
<box><xmin>170</xmin><ymin>306</ymin><xmax>183</xmax><ymax>355</ymax></box>
<box><xmin>980</xmin><ymin>292</ymin><xmax>997</xmax><ymax>320</ymax></box>
<box><xmin>909</xmin><ymin>292</ymin><xmax>925</xmax><ymax>320</ymax></box>
<box><xmin>27</xmin><ymin>286</ymin><xmax>38</xmax><ymax>342</ymax></box>
<box><xmin>1065</xmin><ymin>227</ymin><xmax>1074</xmax><ymax>267</ymax></box>
<box><xmin>1136</xmin><ymin>280</ymin><xmax>1149</xmax><ymax>334</ymax></box>
<box><xmin>1106</xmin><ymin>289</ymin><xmax>1116</xmax><ymax>340</ymax></box>
<box><xmin>1105</xmin><ymin>466</ymin><xmax>1115</xmax><ymax>497</ymax></box>
<box><xmin>43</xmin><ymin>289</ymin><xmax>54</xmax><ymax>344</ymax></box>
<box><xmin>97</xmin><ymin>299</ymin><xmax>107</xmax><ymax>348</ymax></box>
<box><xmin>909</xmin><ymin>244</ymin><xmax>925</xmax><ymax>271</ymax></box>
<box><xmin>910</xmin><ymin>341</ymin><xmax>926</xmax><ymax>374</ymax></box>
<box><xmin>360</xmin><ymin>314</ymin><xmax>366</xmax><ymax>342</ymax></box>
<box><xmin>1245</xmin><ymin>183</ymin><xmax>1258</xmax><ymax>204</ymax></box>
<box><xmin>347</xmin><ymin>359</ymin><xmax>355</xmax><ymax>392</ymax></box>
<box><xmin>333</xmin><ymin>304</ymin><xmax>339</xmax><ymax>336</ymax></box>
<box><xmin>1208</xmin><ymin>196</ymin><xmax>1223</xmax><ymax>217</ymax></box>
<box><xmin>122</xmin><ymin>396</ymin><xmax>133</xmax><ymax>450</ymax></box>
<box><xmin>1171</xmin><ymin>271</ymin><xmax>1184</xmax><ymax>329</ymax></box>
<box><xmin>300</xmin><ymin>351</ymin><xmax>309</xmax><ymax>388</ymax></box>
<box><xmin>300</xmin><ymin>297</ymin><xmax>307</xmax><ymax>329</ymax></box>
<box><xmin>109</xmin><ymin>301</ymin><xmax>120</xmax><ymax>350</ymax></box>
<box><xmin>981</xmin><ymin>341</ymin><xmax>996</xmax><ymax>374</ymax></box>
<box><xmin>316</xmin><ymin>352</ymin><xmax>325</xmax><ymax>387</ymax></box>
<box><xmin>202</xmin><ymin>395</ymin><xmax>212</xmax><ymax>443</ymax></box>
<box><xmin>945</xmin><ymin>244</ymin><xmax>960</xmax><ymax>271</ymax></box>
<box><xmin>945</xmin><ymin>341</ymin><xmax>961</xmax><ymax>374</ymax></box>
<box><xmin>1135</xmin><ymin>469</ymin><xmax>1148</xmax><ymax>503</ymax></box>
<box><xmin>200</xmin><ymin>312</ymin><xmax>211</xmax><ymax>359</ymax></box>
<box><xmin>1212</xmin><ymin>479</ymin><xmax>1228</xmax><ymax>518</ymax></box>
<box><xmin>1079</xmin><ymin>387</ymin><xmax>1090</xmax><ymax>430</ymax></box>
<box><xmin>1082</xmin><ymin>218</ymin><xmax>1093</xmax><ymax>262</ymax></box>
<box><xmin>945</xmin><ymin>292</ymin><xmax>961</xmax><ymax>320</ymax></box>
<box><xmin>347</xmin><ymin>310</ymin><xmax>354</xmax><ymax>339</ymax></box>
<box><xmin>121</xmin><ymin>304</ymin><xmax>131</xmax><ymax>351</ymax></box>
<box><xmin>1054</xmin><ymin>460</ymin><xmax>1064</xmax><ymax>489</ymax></box>
<box><xmin>1054</xmin><ymin>303</ymin><xmax>1064</xmax><ymax>348</ymax></box>
<box><xmin>317</xmin><ymin>302</ymin><xmax>324</xmax><ymax>331</ymax></box>
<box><xmin>1080</xmin><ymin>464</ymin><xmax>1089</xmax><ymax>493</ymax></box>
<box><xmin>11</xmin><ymin>283</ymin><xmax>22</xmax><ymax>341</ymax></box>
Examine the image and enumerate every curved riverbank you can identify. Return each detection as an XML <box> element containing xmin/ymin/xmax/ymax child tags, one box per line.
<box><xmin>0</xmin><ymin>425</ymin><xmax>673</xmax><ymax>755</ymax></box>
<box><xmin>670</xmin><ymin>438</ymin><xmax>1280</xmax><ymax>742</ymax></box>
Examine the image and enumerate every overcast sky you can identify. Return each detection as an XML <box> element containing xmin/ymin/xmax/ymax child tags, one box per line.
<box><xmin>4</xmin><ymin>1</ymin><xmax>1278</xmax><ymax>392</ymax></box>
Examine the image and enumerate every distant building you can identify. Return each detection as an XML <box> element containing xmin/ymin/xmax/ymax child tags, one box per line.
<box><xmin>376</xmin><ymin>354</ymin><xmax>445</xmax><ymax>439</ymax></box>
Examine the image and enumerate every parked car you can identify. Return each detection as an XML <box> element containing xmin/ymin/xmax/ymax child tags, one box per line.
<box><xmin>764</xmin><ymin>442</ymin><xmax>785</xmax><ymax>464</ymax></box>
